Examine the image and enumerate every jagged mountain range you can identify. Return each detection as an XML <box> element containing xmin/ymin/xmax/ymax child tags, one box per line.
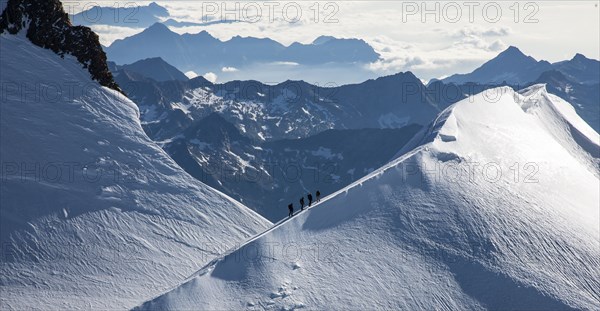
<box><xmin>113</xmin><ymin>70</ymin><xmax>436</xmax><ymax>220</ymax></box>
<box><xmin>115</xmin><ymin>70</ymin><xmax>440</xmax><ymax>141</ymax></box>
<box><xmin>162</xmin><ymin>112</ymin><xmax>421</xmax><ymax>220</ymax></box>
<box><xmin>104</xmin><ymin>22</ymin><xmax>380</xmax><ymax>73</ymax></box>
<box><xmin>112</xmin><ymin>50</ymin><xmax>599</xmax><ymax>220</ymax></box>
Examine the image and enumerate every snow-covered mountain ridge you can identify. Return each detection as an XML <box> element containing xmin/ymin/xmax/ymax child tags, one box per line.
<box><xmin>117</xmin><ymin>71</ymin><xmax>440</xmax><ymax>142</ymax></box>
<box><xmin>137</xmin><ymin>85</ymin><xmax>600</xmax><ymax>310</ymax></box>
<box><xmin>0</xmin><ymin>33</ymin><xmax>271</xmax><ymax>310</ymax></box>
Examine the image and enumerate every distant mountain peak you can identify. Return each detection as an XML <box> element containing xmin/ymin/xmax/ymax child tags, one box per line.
<box><xmin>441</xmin><ymin>45</ymin><xmax>553</xmax><ymax>84</ymax></box>
<box><xmin>313</xmin><ymin>35</ymin><xmax>336</xmax><ymax>45</ymax></box>
<box><xmin>504</xmin><ymin>45</ymin><xmax>521</xmax><ymax>52</ymax></box>
<box><xmin>552</xmin><ymin>52</ymin><xmax>599</xmax><ymax>84</ymax></box>
<box><xmin>144</xmin><ymin>56</ymin><xmax>165</xmax><ymax>62</ymax></box>
<box><xmin>497</xmin><ymin>45</ymin><xmax>531</xmax><ymax>60</ymax></box>
<box><xmin>144</xmin><ymin>1</ymin><xmax>168</xmax><ymax>16</ymax></box>
<box><xmin>182</xmin><ymin>29</ymin><xmax>218</xmax><ymax>43</ymax></box>
<box><xmin>381</xmin><ymin>71</ymin><xmax>420</xmax><ymax>82</ymax></box>
<box><xmin>572</xmin><ymin>53</ymin><xmax>592</xmax><ymax>62</ymax></box>
<box><xmin>147</xmin><ymin>2</ymin><xmax>169</xmax><ymax>12</ymax></box>
<box><xmin>146</xmin><ymin>22</ymin><xmax>171</xmax><ymax>33</ymax></box>
<box><xmin>117</xmin><ymin>56</ymin><xmax>189</xmax><ymax>82</ymax></box>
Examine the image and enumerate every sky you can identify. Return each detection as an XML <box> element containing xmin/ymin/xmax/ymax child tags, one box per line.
<box><xmin>52</xmin><ymin>1</ymin><xmax>600</xmax><ymax>83</ymax></box>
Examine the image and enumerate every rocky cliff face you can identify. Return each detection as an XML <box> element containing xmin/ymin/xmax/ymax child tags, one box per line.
<box><xmin>0</xmin><ymin>0</ymin><xmax>121</xmax><ymax>92</ymax></box>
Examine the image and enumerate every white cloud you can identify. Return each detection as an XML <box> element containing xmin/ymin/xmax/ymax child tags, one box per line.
<box><xmin>452</xmin><ymin>26</ymin><xmax>512</xmax><ymax>38</ymax></box>
<box><xmin>452</xmin><ymin>36</ymin><xmax>507</xmax><ymax>52</ymax></box>
<box><xmin>221</xmin><ymin>66</ymin><xmax>239</xmax><ymax>72</ymax></box>
<box><xmin>203</xmin><ymin>72</ymin><xmax>218</xmax><ymax>83</ymax></box>
<box><xmin>488</xmin><ymin>40</ymin><xmax>507</xmax><ymax>52</ymax></box>
<box><xmin>271</xmin><ymin>61</ymin><xmax>300</xmax><ymax>66</ymax></box>
<box><xmin>365</xmin><ymin>32</ymin><xmax>509</xmax><ymax>81</ymax></box>
<box><xmin>184</xmin><ymin>71</ymin><xmax>198</xmax><ymax>79</ymax></box>
<box><xmin>87</xmin><ymin>25</ymin><xmax>144</xmax><ymax>47</ymax></box>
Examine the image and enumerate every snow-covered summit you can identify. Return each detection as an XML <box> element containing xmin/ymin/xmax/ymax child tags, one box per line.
<box><xmin>137</xmin><ymin>86</ymin><xmax>599</xmax><ymax>310</ymax></box>
<box><xmin>402</xmin><ymin>85</ymin><xmax>599</xmax><ymax>170</ymax></box>
<box><xmin>0</xmin><ymin>34</ymin><xmax>271</xmax><ymax>309</ymax></box>
<box><xmin>517</xmin><ymin>84</ymin><xmax>599</xmax><ymax>174</ymax></box>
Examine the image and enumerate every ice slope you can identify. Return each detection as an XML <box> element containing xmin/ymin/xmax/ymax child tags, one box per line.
<box><xmin>137</xmin><ymin>86</ymin><xmax>600</xmax><ymax>310</ymax></box>
<box><xmin>0</xmin><ymin>34</ymin><xmax>271</xmax><ymax>309</ymax></box>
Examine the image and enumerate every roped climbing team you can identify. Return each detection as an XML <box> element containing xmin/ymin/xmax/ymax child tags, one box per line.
<box><xmin>288</xmin><ymin>190</ymin><xmax>321</xmax><ymax>218</ymax></box>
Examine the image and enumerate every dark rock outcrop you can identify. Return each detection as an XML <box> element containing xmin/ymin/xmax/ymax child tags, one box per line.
<box><xmin>0</xmin><ymin>0</ymin><xmax>122</xmax><ymax>92</ymax></box>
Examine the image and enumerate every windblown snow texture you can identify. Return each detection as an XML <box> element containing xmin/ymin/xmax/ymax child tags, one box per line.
<box><xmin>0</xmin><ymin>34</ymin><xmax>271</xmax><ymax>310</ymax></box>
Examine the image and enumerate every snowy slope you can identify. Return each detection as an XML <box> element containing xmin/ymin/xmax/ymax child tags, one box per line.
<box><xmin>532</xmin><ymin>70</ymin><xmax>600</xmax><ymax>132</ymax></box>
<box><xmin>518</xmin><ymin>85</ymin><xmax>599</xmax><ymax>175</ymax></box>
<box><xmin>0</xmin><ymin>34</ymin><xmax>271</xmax><ymax>310</ymax></box>
<box><xmin>137</xmin><ymin>86</ymin><xmax>600</xmax><ymax>310</ymax></box>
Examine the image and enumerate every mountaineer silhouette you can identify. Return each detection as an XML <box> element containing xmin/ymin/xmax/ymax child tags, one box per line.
<box><xmin>300</xmin><ymin>197</ymin><xmax>305</xmax><ymax>211</ymax></box>
<box><xmin>316</xmin><ymin>190</ymin><xmax>321</xmax><ymax>202</ymax></box>
<box><xmin>288</xmin><ymin>203</ymin><xmax>294</xmax><ymax>218</ymax></box>
<box><xmin>307</xmin><ymin>193</ymin><xmax>313</xmax><ymax>207</ymax></box>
